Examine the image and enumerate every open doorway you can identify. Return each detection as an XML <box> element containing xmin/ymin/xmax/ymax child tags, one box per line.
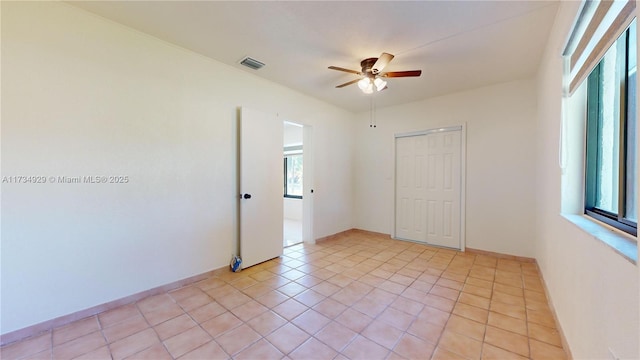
<box><xmin>283</xmin><ymin>121</ymin><xmax>303</xmax><ymax>247</ymax></box>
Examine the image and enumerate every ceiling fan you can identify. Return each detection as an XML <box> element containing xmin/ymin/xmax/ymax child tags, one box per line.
<box><xmin>328</xmin><ymin>52</ymin><xmax>422</xmax><ymax>94</ymax></box>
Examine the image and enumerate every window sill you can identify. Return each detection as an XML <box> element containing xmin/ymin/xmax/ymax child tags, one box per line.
<box><xmin>561</xmin><ymin>214</ymin><xmax>637</xmax><ymax>264</ymax></box>
<box><xmin>284</xmin><ymin>196</ymin><xmax>303</xmax><ymax>200</ymax></box>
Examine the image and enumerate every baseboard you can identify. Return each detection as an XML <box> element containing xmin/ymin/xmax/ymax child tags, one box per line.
<box><xmin>315</xmin><ymin>228</ymin><xmax>358</xmax><ymax>242</ymax></box>
<box><xmin>465</xmin><ymin>247</ymin><xmax>536</xmax><ymax>263</ymax></box>
<box><xmin>0</xmin><ymin>266</ymin><xmax>228</xmax><ymax>347</ymax></box>
<box><xmin>349</xmin><ymin>228</ymin><xmax>392</xmax><ymax>238</ymax></box>
<box><xmin>534</xmin><ymin>262</ymin><xmax>574</xmax><ymax>360</ymax></box>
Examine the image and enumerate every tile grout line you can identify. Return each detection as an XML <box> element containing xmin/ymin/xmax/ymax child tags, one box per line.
<box><xmin>477</xmin><ymin>254</ymin><xmax>490</xmax><ymax>360</ymax></box>
<box><xmin>49</xmin><ymin>329</ymin><xmax>53</xmax><ymax>360</ymax></box>
<box><xmin>523</xmin><ymin>268</ymin><xmax>532</xmax><ymax>360</ymax></box>
<box><xmin>94</xmin><ymin>314</ymin><xmax>113</xmax><ymax>360</ymax></box>
<box><xmin>136</xmin><ymin>295</ymin><xmax>178</xmax><ymax>359</ymax></box>
<box><xmin>429</xmin><ymin>253</ymin><xmax>455</xmax><ymax>359</ymax></box>
<box><xmin>170</xmin><ymin>289</ymin><xmax>230</xmax><ymax>360</ymax></box>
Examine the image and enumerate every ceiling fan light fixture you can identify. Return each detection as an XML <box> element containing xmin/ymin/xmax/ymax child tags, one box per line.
<box><xmin>358</xmin><ymin>77</ymin><xmax>371</xmax><ymax>91</ymax></box>
<box><xmin>374</xmin><ymin>78</ymin><xmax>387</xmax><ymax>91</ymax></box>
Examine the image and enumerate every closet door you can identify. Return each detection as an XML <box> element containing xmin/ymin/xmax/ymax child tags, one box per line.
<box><xmin>395</xmin><ymin>135</ymin><xmax>428</xmax><ymax>242</ymax></box>
<box><xmin>424</xmin><ymin>130</ymin><xmax>461</xmax><ymax>249</ymax></box>
<box><xmin>395</xmin><ymin>128</ymin><xmax>462</xmax><ymax>249</ymax></box>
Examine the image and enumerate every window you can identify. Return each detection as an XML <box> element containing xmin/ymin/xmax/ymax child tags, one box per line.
<box><xmin>284</xmin><ymin>154</ymin><xmax>303</xmax><ymax>198</ymax></box>
<box><xmin>585</xmin><ymin>21</ymin><xmax>637</xmax><ymax>236</ymax></box>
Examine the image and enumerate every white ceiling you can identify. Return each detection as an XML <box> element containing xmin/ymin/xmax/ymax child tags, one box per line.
<box><xmin>69</xmin><ymin>1</ymin><xmax>559</xmax><ymax>113</ymax></box>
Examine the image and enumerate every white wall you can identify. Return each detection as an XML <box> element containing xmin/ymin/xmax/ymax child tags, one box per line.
<box><xmin>284</xmin><ymin>198</ymin><xmax>303</xmax><ymax>221</ymax></box>
<box><xmin>353</xmin><ymin>79</ymin><xmax>538</xmax><ymax>258</ymax></box>
<box><xmin>284</xmin><ymin>123</ymin><xmax>303</xmax><ymax>147</ymax></box>
<box><xmin>1</xmin><ymin>1</ymin><xmax>355</xmax><ymax>335</ymax></box>
<box><xmin>535</xmin><ymin>2</ymin><xmax>639</xmax><ymax>358</ymax></box>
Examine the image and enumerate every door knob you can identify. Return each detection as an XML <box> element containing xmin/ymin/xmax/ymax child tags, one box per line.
<box><xmin>243</xmin><ymin>193</ymin><xmax>252</xmax><ymax>199</ymax></box>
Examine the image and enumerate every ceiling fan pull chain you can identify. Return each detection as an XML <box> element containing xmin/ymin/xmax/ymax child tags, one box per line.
<box><xmin>369</xmin><ymin>96</ymin><xmax>373</xmax><ymax>128</ymax></box>
<box><xmin>373</xmin><ymin>97</ymin><xmax>377</xmax><ymax>128</ymax></box>
<box><xmin>369</xmin><ymin>96</ymin><xmax>377</xmax><ymax>128</ymax></box>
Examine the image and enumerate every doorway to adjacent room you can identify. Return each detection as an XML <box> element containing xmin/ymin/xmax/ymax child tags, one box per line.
<box><xmin>283</xmin><ymin>121</ymin><xmax>304</xmax><ymax>247</ymax></box>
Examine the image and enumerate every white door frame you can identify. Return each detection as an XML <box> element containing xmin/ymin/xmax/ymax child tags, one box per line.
<box><xmin>283</xmin><ymin>120</ymin><xmax>315</xmax><ymax>245</ymax></box>
<box><xmin>302</xmin><ymin>125</ymin><xmax>314</xmax><ymax>244</ymax></box>
<box><xmin>392</xmin><ymin>124</ymin><xmax>466</xmax><ymax>251</ymax></box>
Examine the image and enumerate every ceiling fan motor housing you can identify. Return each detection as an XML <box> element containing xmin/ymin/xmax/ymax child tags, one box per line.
<box><xmin>361</xmin><ymin>58</ymin><xmax>378</xmax><ymax>76</ymax></box>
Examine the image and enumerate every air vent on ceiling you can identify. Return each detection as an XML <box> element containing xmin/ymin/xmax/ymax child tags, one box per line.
<box><xmin>240</xmin><ymin>57</ymin><xmax>265</xmax><ymax>70</ymax></box>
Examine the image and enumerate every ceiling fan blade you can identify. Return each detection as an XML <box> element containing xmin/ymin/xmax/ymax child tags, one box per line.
<box><xmin>335</xmin><ymin>78</ymin><xmax>361</xmax><ymax>88</ymax></box>
<box><xmin>381</xmin><ymin>70</ymin><xmax>422</xmax><ymax>78</ymax></box>
<box><xmin>328</xmin><ymin>66</ymin><xmax>362</xmax><ymax>75</ymax></box>
<box><xmin>372</xmin><ymin>53</ymin><xmax>394</xmax><ymax>73</ymax></box>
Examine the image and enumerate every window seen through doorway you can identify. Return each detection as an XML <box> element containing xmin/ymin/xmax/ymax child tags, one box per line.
<box><xmin>284</xmin><ymin>154</ymin><xmax>303</xmax><ymax>198</ymax></box>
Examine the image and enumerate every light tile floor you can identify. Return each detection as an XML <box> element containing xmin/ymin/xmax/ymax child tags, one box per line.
<box><xmin>1</xmin><ymin>231</ymin><xmax>568</xmax><ymax>360</ymax></box>
<box><xmin>284</xmin><ymin>219</ymin><xmax>303</xmax><ymax>247</ymax></box>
